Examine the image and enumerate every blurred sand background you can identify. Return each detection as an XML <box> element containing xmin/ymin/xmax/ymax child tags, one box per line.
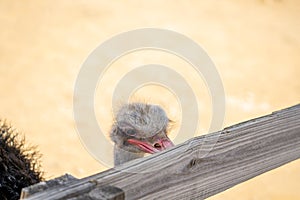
<box><xmin>0</xmin><ymin>0</ymin><xmax>299</xmax><ymax>199</ymax></box>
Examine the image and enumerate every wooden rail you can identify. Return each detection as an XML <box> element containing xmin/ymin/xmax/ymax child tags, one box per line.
<box><xmin>22</xmin><ymin>104</ymin><xmax>300</xmax><ymax>200</ymax></box>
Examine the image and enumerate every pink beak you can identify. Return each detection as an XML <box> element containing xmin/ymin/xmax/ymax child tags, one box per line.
<box><xmin>127</xmin><ymin>137</ymin><xmax>174</xmax><ymax>154</ymax></box>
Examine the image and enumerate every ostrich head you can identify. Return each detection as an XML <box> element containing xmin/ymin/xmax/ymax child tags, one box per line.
<box><xmin>110</xmin><ymin>103</ymin><xmax>174</xmax><ymax>166</ymax></box>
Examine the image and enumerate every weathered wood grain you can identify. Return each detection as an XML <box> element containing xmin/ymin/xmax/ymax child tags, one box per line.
<box><xmin>24</xmin><ymin>104</ymin><xmax>300</xmax><ymax>200</ymax></box>
<box><xmin>20</xmin><ymin>174</ymin><xmax>78</xmax><ymax>199</ymax></box>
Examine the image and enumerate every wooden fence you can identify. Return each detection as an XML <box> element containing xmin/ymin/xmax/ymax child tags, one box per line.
<box><xmin>21</xmin><ymin>104</ymin><xmax>300</xmax><ymax>200</ymax></box>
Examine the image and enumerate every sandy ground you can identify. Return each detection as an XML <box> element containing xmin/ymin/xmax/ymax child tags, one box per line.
<box><xmin>0</xmin><ymin>0</ymin><xmax>299</xmax><ymax>199</ymax></box>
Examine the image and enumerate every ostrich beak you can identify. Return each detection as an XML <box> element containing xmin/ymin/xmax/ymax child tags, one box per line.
<box><xmin>127</xmin><ymin>137</ymin><xmax>174</xmax><ymax>154</ymax></box>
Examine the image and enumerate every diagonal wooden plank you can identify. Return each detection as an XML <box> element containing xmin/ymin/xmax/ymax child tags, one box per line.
<box><xmin>24</xmin><ymin>104</ymin><xmax>300</xmax><ymax>200</ymax></box>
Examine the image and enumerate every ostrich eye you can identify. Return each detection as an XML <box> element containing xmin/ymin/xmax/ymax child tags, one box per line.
<box><xmin>125</xmin><ymin>129</ymin><xmax>136</xmax><ymax>136</ymax></box>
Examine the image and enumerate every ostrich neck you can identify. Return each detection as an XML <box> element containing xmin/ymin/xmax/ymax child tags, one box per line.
<box><xmin>114</xmin><ymin>145</ymin><xmax>144</xmax><ymax>166</ymax></box>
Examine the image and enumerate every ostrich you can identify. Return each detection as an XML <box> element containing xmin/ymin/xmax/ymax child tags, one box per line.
<box><xmin>110</xmin><ymin>103</ymin><xmax>174</xmax><ymax>166</ymax></box>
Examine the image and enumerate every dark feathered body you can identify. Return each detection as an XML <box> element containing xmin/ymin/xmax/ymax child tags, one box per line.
<box><xmin>0</xmin><ymin>120</ymin><xmax>43</xmax><ymax>200</ymax></box>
